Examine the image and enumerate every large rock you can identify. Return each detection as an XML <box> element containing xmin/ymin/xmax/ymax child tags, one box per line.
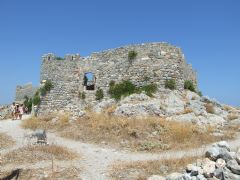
<box><xmin>236</xmin><ymin>149</ymin><xmax>240</xmax><ymax>164</ymax></box>
<box><xmin>120</xmin><ymin>93</ymin><xmax>151</xmax><ymax>104</ymax></box>
<box><xmin>206</xmin><ymin>146</ymin><xmax>233</xmax><ymax>162</ymax></box>
<box><xmin>216</xmin><ymin>158</ymin><xmax>226</xmax><ymax>168</ymax></box>
<box><xmin>226</xmin><ymin>160</ymin><xmax>240</xmax><ymax>175</ymax></box>
<box><xmin>162</xmin><ymin>91</ymin><xmax>185</xmax><ymax>115</ymax></box>
<box><xmin>167</xmin><ymin>113</ymin><xmax>198</xmax><ymax>123</ymax></box>
<box><xmin>202</xmin><ymin>158</ymin><xmax>216</xmax><ymax>178</ymax></box>
<box><xmin>93</xmin><ymin>99</ymin><xmax>116</xmax><ymax>113</ymax></box>
<box><xmin>213</xmin><ymin>141</ymin><xmax>231</xmax><ymax>151</ymax></box>
<box><xmin>206</xmin><ymin>113</ymin><xmax>226</xmax><ymax>126</ymax></box>
<box><xmin>185</xmin><ymin>90</ymin><xmax>201</xmax><ymax>101</ymax></box>
<box><xmin>185</xmin><ymin>100</ymin><xmax>207</xmax><ymax>116</ymax></box>
<box><xmin>114</xmin><ymin>101</ymin><xmax>162</xmax><ymax>117</ymax></box>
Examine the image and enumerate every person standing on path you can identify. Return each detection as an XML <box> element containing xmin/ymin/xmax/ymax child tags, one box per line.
<box><xmin>19</xmin><ymin>104</ymin><xmax>24</xmax><ymax>120</ymax></box>
<box><xmin>10</xmin><ymin>102</ymin><xmax>16</xmax><ymax>120</ymax></box>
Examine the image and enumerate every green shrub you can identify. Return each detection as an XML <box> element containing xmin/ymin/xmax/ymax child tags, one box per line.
<box><xmin>109</xmin><ymin>80</ymin><xmax>115</xmax><ymax>87</ymax></box>
<box><xmin>40</xmin><ymin>80</ymin><xmax>53</xmax><ymax>96</ymax></box>
<box><xmin>165</xmin><ymin>79</ymin><xmax>176</xmax><ymax>90</ymax></box>
<box><xmin>109</xmin><ymin>80</ymin><xmax>136</xmax><ymax>100</ymax></box>
<box><xmin>95</xmin><ymin>88</ymin><xmax>104</xmax><ymax>100</ymax></box>
<box><xmin>197</xmin><ymin>91</ymin><xmax>203</xmax><ymax>97</ymax></box>
<box><xmin>40</xmin><ymin>87</ymin><xmax>47</xmax><ymax>96</ymax></box>
<box><xmin>44</xmin><ymin>80</ymin><xmax>53</xmax><ymax>91</ymax></box>
<box><xmin>33</xmin><ymin>92</ymin><xmax>41</xmax><ymax>105</ymax></box>
<box><xmin>140</xmin><ymin>84</ymin><xmax>158</xmax><ymax>97</ymax></box>
<box><xmin>109</xmin><ymin>80</ymin><xmax>158</xmax><ymax>100</ymax></box>
<box><xmin>128</xmin><ymin>51</ymin><xmax>137</xmax><ymax>64</ymax></box>
<box><xmin>24</xmin><ymin>96</ymin><xmax>32</xmax><ymax>112</ymax></box>
<box><xmin>79</xmin><ymin>92</ymin><xmax>86</xmax><ymax>100</ymax></box>
<box><xmin>143</xmin><ymin>76</ymin><xmax>150</xmax><ymax>82</ymax></box>
<box><xmin>56</xmin><ymin>56</ymin><xmax>64</xmax><ymax>60</ymax></box>
<box><xmin>184</xmin><ymin>80</ymin><xmax>195</xmax><ymax>92</ymax></box>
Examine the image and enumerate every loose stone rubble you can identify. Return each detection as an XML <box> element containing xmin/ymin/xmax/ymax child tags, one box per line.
<box><xmin>148</xmin><ymin>141</ymin><xmax>240</xmax><ymax>180</ymax></box>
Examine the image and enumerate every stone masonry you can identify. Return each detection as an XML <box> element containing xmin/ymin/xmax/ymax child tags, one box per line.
<box><xmin>38</xmin><ymin>42</ymin><xmax>197</xmax><ymax>115</ymax></box>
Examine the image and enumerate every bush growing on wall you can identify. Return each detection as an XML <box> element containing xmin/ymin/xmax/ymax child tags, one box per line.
<box><xmin>109</xmin><ymin>80</ymin><xmax>158</xmax><ymax>100</ymax></box>
<box><xmin>78</xmin><ymin>91</ymin><xmax>86</xmax><ymax>100</ymax></box>
<box><xmin>109</xmin><ymin>80</ymin><xmax>136</xmax><ymax>100</ymax></box>
<box><xmin>165</xmin><ymin>79</ymin><xmax>176</xmax><ymax>90</ymax></box>
<box><xmin>128</xmin><ymin>50</ymin><xmax>137</xmax><ymax>64</ymax></box>
<box><xmin>23</xmin><ymin>96</ymin><xmax>32</xmax><ymax>112</ymax></box>
<box><xmin>40</xmin><ymin>80</ymin><xmax>53</xmax><ymax>96</ymax></box>
<box><xmin>140</xmin><ymin>84</ymin><xmax>158</xmax><ymax>97</ymax></box>
<box><xmin>184</xmin><ymin>80</ymin><xmax>195</xmax><ymax>92</ymax></box>
<box><xmin>33</xmin><ymin>91</ymin><xmax>41</xmax><ymax>105</ymax></box>
<box><xmin>95</xmin><ymin>88</ymin><xmax>104</xmax><ymax>100</ymax></box>
<box><xmin>56</xmin><ymin>56</ymin><xmax>64</xmax><ymax>60</ymax></box>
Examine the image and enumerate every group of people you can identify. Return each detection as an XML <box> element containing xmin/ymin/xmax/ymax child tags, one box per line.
<box><xmin>10</xmin><ymin>102</ymin><xmax>28</xmax><ymax>120</ymax></box>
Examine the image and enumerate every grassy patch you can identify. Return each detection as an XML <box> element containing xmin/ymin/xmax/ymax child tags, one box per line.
<box><xmin>0</xmin><ymin>166</ymin><xmax>81</xmax><ymax>180</ymax></box>
<box><xmin>1</xmin><ymin>145</ymin><xmax>78</xmax><ymax>165</ymax></box>
<box><xmin>109</xmin><ymin>155</ymin><xmax>201</xmax><ymax>179</ymax></box>
<box><xmin>58</xmin><ymin>112</ymin><xmax>227</xmax><ymax>152</ymax></box>
<box><xmin>0</xmin><ymin>133</ymin><xmax>15</xmax><ymax>149</ymax></box>
<box><xmin>21</xmin><ymin>113</ymin><xmax>70</xmax><ymax>131</ymax></box>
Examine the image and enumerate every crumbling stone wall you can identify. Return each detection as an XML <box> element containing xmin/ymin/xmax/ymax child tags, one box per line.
<box><xmin>38</xmin><ymin>42</ymin><xmax>197</xmax><ymax>115</ymax></box>
<box><xmin>15</xmin><ymin>83</ymin><xmax>38</xmax><ymax>102</ymax></box>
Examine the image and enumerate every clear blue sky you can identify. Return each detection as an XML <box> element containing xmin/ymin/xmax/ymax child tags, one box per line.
<box><xmin>0</xmin><ymin>0</ymin><xmax>239</xmax><ymax>106</ymax></box>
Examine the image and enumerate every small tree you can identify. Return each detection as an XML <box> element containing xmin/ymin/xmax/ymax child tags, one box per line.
<box><xmin>165</xmin><ymin>79</ymin><xmax>176</xmax><ymax>90</ymax></box>
<box><xmin>184</xmin><ymin>80</ymin><xmax>195</xmax><ymax>92</ymax></box>
<box><xmin>44</xmin><ymin>80</ymin><xmax>53</xmax><ymax>91</ymax></box>
<box><xmin>128</xmin><ymin>51</ymin><xmax>137</xmax><ymax>64</ymax></box>
<box><xmin>56</xmin><ymin>56</ymin><xmax>64</xmax><ymax>60</ymax></box>
<box><xmin>33</xmin><ymin>92</ymin><xmax>41</xmax><ymax>105</ymax></box>
<box><xmin>24</xmin><ymin>96</ymin><xmax>32</xmax><ymax>112</ymax></box>
<box><xmin>79</xmin><ymin>92</ymin><xmax>86</xmax><ymax>100</ymax></box>
<box><xmin>95</xmin><ymin>88</ymin><xmax>104</xmax><ymax>100</ymax></box>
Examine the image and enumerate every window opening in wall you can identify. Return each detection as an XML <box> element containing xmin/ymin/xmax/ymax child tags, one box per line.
<box><xmin>83</xmin><ymin>72</ymin><xmax>95</xmax><ymax>90</ymax></box>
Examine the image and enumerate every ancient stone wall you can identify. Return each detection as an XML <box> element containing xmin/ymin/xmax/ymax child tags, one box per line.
<box><xmin>15</xmin><ymin>83</ymin><xmax>38</xmax><ymax>102</ymax></box>
<box><xmin>38</xmin><ymin>42</ymin><xmax>197</xmax><ymax>115</ymax></box>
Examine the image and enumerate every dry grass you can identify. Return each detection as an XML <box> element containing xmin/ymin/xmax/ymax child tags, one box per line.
<box><xmin>1</xmin><ymin>145</ymin><xmax>78</xmax><ymax>165</ymax></box>
<box><xmin>109</xmin><ymin>155</ymin><xmax>201</xmax><ymax>179</ymax></box>
<box><xmin>21</xmin><ymin>112</ymin><xmax>235</xmax><ymax>152</ymax></box>
<box><xmin>59</xmin><ymin>112</ymin><xmax>226</xmax><ymax>152</ymax></box>
<box><xmin>0</xmin><ymin>133</ymin><xmax>15</xmax><ymax>149</ymax></box>
<box><xmin>0</xmin><ymin>166</ymin><xmax>81</xmax><ymax>180</ymax></box>
<box><xmin>205</xmin><ymin>103</ymin><xmax>215</xmax><ymax>114</ymax></box>
<box><xmin>21</xmin><ymin>112</ymin><xmax>70</xmax><ymax>131</ymax></box>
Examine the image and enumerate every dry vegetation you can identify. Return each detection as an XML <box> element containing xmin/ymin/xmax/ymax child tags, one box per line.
<box><xmin>1</xmin><ymin>145</ymin><xmax>78</xmax><ymax>165</ymax></box>
<box><xmin>21</xmin><ymin>112</ymin><xmax>70</xmax><ymax>131</ymax></box>
<box><xmin>0</xmin><ymin>166</ymin><xmax>82</xmax><ymax>180</ymax></box>
<box><xmin>21</xmin><ymin>112</ymin><xmax>236</xmax><ymax>152</ymax></box>
<box><xmin>61</xmin><ymin>113</ymin><xmax>230</xmax><ymax>151</ymax></box>
<box><xmin>109</xmin><ymin>155</ymin><xmax>201</xmax><ymax>179</ymax></box>
<box><xmin>0</xmin><ymin>133</ymin><xmax>15</xmax><ymax>149</ymax></box>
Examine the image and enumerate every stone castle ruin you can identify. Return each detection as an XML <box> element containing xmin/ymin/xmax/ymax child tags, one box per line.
<box><xmin>37</xmin><ymin>42</ymin><xmax>197</xmax><ymax>116</ymax></box>
<box><xmin>15</xmin><ymin>83</ymin><xmax>38</xmax><ymax>102</ymax></box>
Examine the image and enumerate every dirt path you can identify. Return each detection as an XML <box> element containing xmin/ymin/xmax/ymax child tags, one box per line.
<box><xmin>1</xmin><ymin>116</ymin><xmax>240</xmax><ymax>180</ymax></box>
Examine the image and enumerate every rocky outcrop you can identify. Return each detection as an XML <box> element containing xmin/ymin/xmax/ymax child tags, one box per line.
<box><xmin>92</xmin><ymin>90</ymin><xmax>238</xmax><ymax>126</ymax></box>
<box><xmin>148</xmin><ymin>141</ymin><xmax>240</xmax><ymax>180</ymax></box>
